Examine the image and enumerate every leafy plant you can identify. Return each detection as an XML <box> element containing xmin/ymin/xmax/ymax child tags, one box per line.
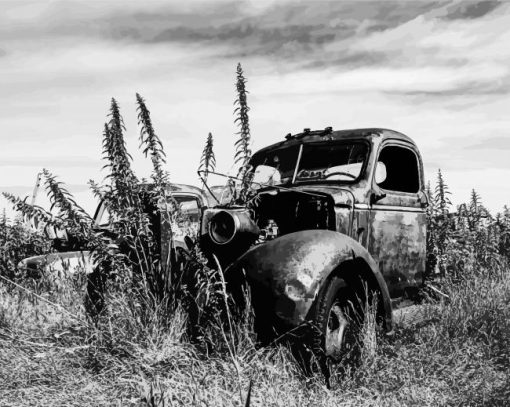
<box><xmin>198</xmin><ymin>132</ymin><xmax>216</xmax><ymax>186</ymax></box>
<box><xmin>433</xmin><ymin>169</ymin><xmax>452</xmax><ymax>276</ymax></box>
<box><xmin>233</xmin><ymin>63</ymin><xmax>253</xmax><ymax>204</ymax></box>
<box><xmin>0</xmin><ymin>211</ymin><xmax>51</xmax><ymax>280</ymax></box>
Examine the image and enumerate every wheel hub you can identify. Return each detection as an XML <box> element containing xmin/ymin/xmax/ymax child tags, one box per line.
<box><xmin>325</xmin><ymin>304</ymin><xmax>349</xmax><ymax>358</ymax></box>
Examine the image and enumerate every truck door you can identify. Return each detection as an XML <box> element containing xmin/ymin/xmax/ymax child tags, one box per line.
<box><xmin>368</xmin><ymin>143</ymin><xmax>426</xmax><ymax>299</ymax></box>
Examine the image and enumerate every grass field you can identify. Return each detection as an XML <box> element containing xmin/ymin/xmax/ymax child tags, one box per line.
<box><xmin>1</xmin><ymin>260</ymin><xmax>509</xmax><ymax>407</ymax></box>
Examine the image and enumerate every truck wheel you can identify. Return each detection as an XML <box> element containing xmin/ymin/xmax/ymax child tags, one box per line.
<box><xmin>309</xmin><ymin>276</ymin><xmax>359</xmax><ymax>365</ymax></box>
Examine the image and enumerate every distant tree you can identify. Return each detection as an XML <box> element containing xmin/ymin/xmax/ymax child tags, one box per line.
<box><xmin>434</xmin><ymin>169</ymin><xmax>452</xmax><ymax>276</ymax></box>
<box><xmin>425</xmin><ymin>181</ymin><xmax>437</xmax><ymax>278</ymax></box>
<box><xmin>434</xmin><ymin>169</ymin><xmax>452</xmax><ymax>217</ymax></box>
<box><xmin>464</xmin><ymin>189</ymin><xmax>500</xmax><ymax>268</ymax></box>
<box><xmin>498</xmin><ymin>205</ymin><xmax>510</xmax><ymax>260</ymax></box>
<box><xmin>467</xmin><ymin>189</ymin><xmax>486</xmax><ymax>231</ymax></box>
<box><xmin>469</xmin><ymin>189</ymin><xmax>481</xmax><ymax>212</ymax></box>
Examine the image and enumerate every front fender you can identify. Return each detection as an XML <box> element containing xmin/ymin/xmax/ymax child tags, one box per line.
<box><xmin>226</xmin><ymin>230</ymin><xmax>392</xmax><ymax>329</ymax></box>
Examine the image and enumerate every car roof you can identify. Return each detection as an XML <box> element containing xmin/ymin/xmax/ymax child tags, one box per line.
<box><xmin>168</xmin><ymin>183</ymin><xmax>229</xmax><ymax>206</ymax></box>
<box><xmin>253</xmin><ymin>128</ymin><xmax>417</xmax><ymax>156</ymax></box>
<box><xmin>167</xmin><ymin>183</ymin><xmax>205</xmax><ymax>196</ymax></box>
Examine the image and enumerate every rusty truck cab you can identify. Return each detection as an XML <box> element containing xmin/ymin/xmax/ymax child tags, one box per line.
<box><xmin>245</xmin><ymin>128</ymin><xmax>427</xmax><ymax>300</ymax></box>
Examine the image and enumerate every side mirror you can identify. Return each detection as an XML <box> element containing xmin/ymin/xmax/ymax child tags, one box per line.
<box><xmin>375</xmin><ymin>161</ymin><xmax>387</xmax><ymax>185</ymax></box>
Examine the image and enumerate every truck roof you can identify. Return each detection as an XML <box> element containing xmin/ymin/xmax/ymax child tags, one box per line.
<box><xmin>253</xmin><ymin>127</ymin><xmax>417</xmax><ymax>156</ymax></box>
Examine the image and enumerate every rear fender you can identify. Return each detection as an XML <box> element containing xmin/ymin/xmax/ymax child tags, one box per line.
<box><xmin>226</xmin><ymin>230</ymin><xmax>392</xmax><ymax>330</ymax></box>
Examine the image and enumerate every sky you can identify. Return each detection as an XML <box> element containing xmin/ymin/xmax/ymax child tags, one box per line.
<box><xmin>1</xmin><ymin>0</ymin><xmax>509</xmax><ymax>217</ymax></box>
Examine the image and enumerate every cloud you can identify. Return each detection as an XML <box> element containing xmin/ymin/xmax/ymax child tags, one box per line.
<box><xmin>117</xmin><ymin>1</ymin><xmax>441</xmax><ymax>61</ymax></box>
<box><xmin>464</xmin><ymin>136</ymin><xmax>510</xmax><ymax>150</ymax></box>
<box><xmin>327</xmin><ymin>2</ymin><xmax>510</xmax><ymax>101</ymax></box>
<box><xmin>253</xmin><ymin>63</ymin><xmax>508</xmax><ymax>97</ymax></box>
<box><xmin>0</xmin><ymin>156</ymin><xmax>99</xmax><ymax>168</ymax></box>
<box><xmin>3</xmin><ymin>1</ymin><xmax>508</xmax><ymax>82</ymax></box>
<box><xmin>441</xmin><ymin>0</ymin><xmax>502</xmax><ymax>20</ymax></box>
<box><xmin>0</xmin><ymin>183</ymin><xmax>90</xmax><ymax>196</ymax></box>
<box><xmin>384</xmin><ymin>79</ymin><xmax>510</xmax><ymax>98</ymax></box>
<box><xmin>0</xmin><ymin>1</ymin><xmax>440</xmax><ymax>60</ymax></box>
<box><xmin>301</xmin><ymin>51</ymin><xmax>390</xmax><ymax>70</ymax></box>
<box><xmin>421</xmin><ymin>129</ymin><xmax>510</xmax><ymax>176</ymax></box>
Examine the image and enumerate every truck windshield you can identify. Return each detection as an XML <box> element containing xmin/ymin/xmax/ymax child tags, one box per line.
<box><xmin>249</xmin><ymin>141</ymin><xmax>368</xmax><ymax>186</ymax></box>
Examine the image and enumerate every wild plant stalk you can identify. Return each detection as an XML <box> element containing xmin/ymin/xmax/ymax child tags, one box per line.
<box><xmin>136</xmin><ymin>92</ymin><xmax>179</xmax><ymax>306</ymax></box>
<box><xmin>93</xmin><ymin>102</ymin><xmax>153</xmax><ymax>315</ymax></box>
<box><xmin>43</xmin><ymin>168</ymin><xmax>93</xmax><ymax>237</ymax></box>
<box><xmin>233</xmin><ymin>63</ymin><xmax>253</xmax><ymax>204</ymax></box>
<box><xmin>2</xmin><ymin>192</ymin><xmax>60</xmax><ymax>230</ymax></box>
<box><xmin>99</xmin><ymin>98</ymin><xmax>175</xmax><ymax>323</ymax></box>
<box><xmin>198</xmin><ymin>132</ymin><xmax>216</xmax><ymax>186</ymax></box>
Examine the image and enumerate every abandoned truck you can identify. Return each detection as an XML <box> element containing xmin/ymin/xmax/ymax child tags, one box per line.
<box><xmin>200</xmin><ymin>127</ymin><xmax>427</xmax><ymax>361</ymax></box>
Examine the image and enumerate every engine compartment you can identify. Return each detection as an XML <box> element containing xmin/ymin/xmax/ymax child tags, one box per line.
<box><xmin>254</xmin><ymin>190</ymin><xmax>335</xmax><ymax>238</ymax></box>
<box><xmin>200</xmin><ymin>190</ymin><xmax>336</xmax><ymax>269</ymax></box>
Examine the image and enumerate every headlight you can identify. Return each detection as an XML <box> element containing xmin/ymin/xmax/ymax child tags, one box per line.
<box><xmin>209</xmin><ymin>211</ymin><xmax>237</xmax><ymax>245</ymax></box>
<box><xmin>208</xmin><ymin>209</ymin><xmax>260</xmax><ymax>245</ymax></box>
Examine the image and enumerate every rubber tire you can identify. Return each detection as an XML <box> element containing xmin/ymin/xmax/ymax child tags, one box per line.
<box><xmin>307</xmin><ymin>276</ymin><xmax>360</xmax><ymax>384</ymax></box>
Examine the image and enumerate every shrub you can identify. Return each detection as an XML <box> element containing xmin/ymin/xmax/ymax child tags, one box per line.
<box><xmin>0</xmin><ymin>212</ymin><xmax>51</xmax><ymax>280</ymax></box>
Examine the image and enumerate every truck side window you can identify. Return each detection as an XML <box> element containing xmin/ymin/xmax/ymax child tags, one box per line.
<box><xmin>376</xmin><ymin>145</ymin><xmax>419</xmax><ymax>193</ymax></box>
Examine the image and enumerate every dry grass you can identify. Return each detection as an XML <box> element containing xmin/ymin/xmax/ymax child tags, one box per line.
<box><xmin>1</xmin><ymin>262</ymin><xmax>510</xmax><ymax>406</ymax></box>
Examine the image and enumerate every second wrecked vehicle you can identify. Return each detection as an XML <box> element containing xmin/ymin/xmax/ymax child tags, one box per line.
<box><xmin>199</xmin><ymin>127</ymin><xmax>428</xmax><ymax>362</ymax></box>
<box><xmin>20</xmin><ymin>183</ymin><xmax>214</xmax><ymax>274</ymax></box>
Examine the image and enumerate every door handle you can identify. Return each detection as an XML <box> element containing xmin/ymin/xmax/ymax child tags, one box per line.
<box><xmin>417</xmin><ymin>190</ymin><xmax>429</xmax><ymax>208</ymax></box>
<box><xmin>370</xmin><ymin>190</ymin><xmax>386</xmax><ymax>205</ymax></box>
